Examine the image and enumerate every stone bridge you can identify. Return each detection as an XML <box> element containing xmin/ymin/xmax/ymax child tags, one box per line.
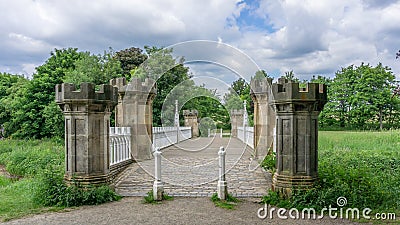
<box><xmin>55</xmin><ymin>76</ymin><xmax>326</xmax><ymax>198</ymax></box>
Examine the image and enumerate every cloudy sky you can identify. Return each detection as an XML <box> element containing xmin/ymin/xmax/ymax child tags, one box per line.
<box><xmin>1</xmin><ymin>0</ymin><xmax>400</xmax><ymax>84</ymax></box>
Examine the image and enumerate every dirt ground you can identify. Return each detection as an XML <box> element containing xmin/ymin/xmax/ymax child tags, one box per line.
<box><xmin>1</xmin><ymin>197</ymin><xmax>366</xmax><ymax>225</ymax></box>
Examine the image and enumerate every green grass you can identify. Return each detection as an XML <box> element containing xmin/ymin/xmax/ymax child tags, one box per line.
<box><xmin>0</xmin><ymin>139</ymin><xmax>120</xmax><ymax>222</ymax></box>
<box><xmin>0</xmin><ymin>178</ymin><xmax>55</xmax><ymax>222</ymax></box>
<box><xmin>211</xmin><ymin>193</ymin><xmax>240</xmax><ymax>210</ymax></box>
<box><xmin>263</xmin><ymin>130</ymin><xmax>400</xmax><ymax>222</ymax></box>
<box><xmin>143</xmin><ymin>190</ymin><xmax>174</xmax><ymax>204</ymax></box>
<box><xmin>0</xmin><ymin>176</ymin><xmax>12</xmax><ymax>187</ymax></box>
<box><xmin>0</xmin><ymin>139</ymin><xmax>64</xmax><ymax>177</ymax></box>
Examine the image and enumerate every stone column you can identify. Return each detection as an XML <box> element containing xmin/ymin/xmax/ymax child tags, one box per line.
<box><xmin>55</xmin><ymin>83</ymin><xmax>118</xmax><ymax>185</ymax></box>
<box><xmin>251</xmin><ymin>78</ymin><xmax>276</xmax><ymax>159</ymax></box>
<box><xmin>270</xmin><ymin>77</ymin><xmax>327</xmax><ymax>197</ymax></box>
<box><xmin>183</xmin><ymin>110</ymin><xmax>199</xmax><ymax>137</ymax></box>
<box><xmin>109</xmin><ymin>77</ymin><xmax>127</xmax><ymax>127</ymax></box>
<box><xmin>123</xmin><ymin>78</ymin><xmax>156</xmax><ymax>161</ymax></box>
<box><xmin>230</xmin><ymin>109</ymin><xmax>243</xmax><ymax>138</ymax></box>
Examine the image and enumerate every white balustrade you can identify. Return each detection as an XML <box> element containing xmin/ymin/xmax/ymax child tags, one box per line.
<box><xmin>109</xmin><ymin>126</ymin><xmax>192</xmax><ymax>165</ymax></box>
<box><xmin>152</xmin><ymin>126</ymin><xmax>192</xmax><ymax>149</ymax></box>
<box><xmin>237</xmin><ymin>126</ymin><xmax>254</xmax><ymax>149</ymax></box>
<box><xmin>109</xmin><ymin>127</ymin><xmax>131</xmax><ymax>166</ymax></box>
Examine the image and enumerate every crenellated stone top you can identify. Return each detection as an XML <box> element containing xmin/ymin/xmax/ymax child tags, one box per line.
<box><xmin>230</xmin><ymin>109</ymin><xmax>244</xmax><ymax>116</ymax></box>
<box><xmin>125</xmin><ymin>78</ymin><xmax>156</xmax><ymax>94</ymax></box>
<box><xmin>271</xmin><ymin>78</ymin><xmax>327</xmax><ymax>103</ymax></box>
<box><xmin>110</xmin><ymin>77</ymin><xmax>156</xmax><ymax>95</ymax></box>
<box><xmin>109</xmin><ymin>77</ymin><xmax>127</xmax><ymax>93</ymax></box>
<box><xmin>183</xmin><ymin>110</ymin><xmax>198</xmax><ymax>117</ymax></box>
<box><xmin>55</xmin><ymin>83</ymin><xmax>118</xmax><ymax>104</ymax></box>
<box><xmin>250</xmin><ymin>77</ymin><xmax>273</xmax><ymax>94</ymax></box>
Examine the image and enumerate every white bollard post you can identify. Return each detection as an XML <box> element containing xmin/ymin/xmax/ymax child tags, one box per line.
<box><xmin>208</xmin><ymin>128</ymin><xmax>211</xmax><ymax>137</ymax></box>
<box><xmin>217</xmin><ymin>146</ymin><xmax>227</xmax><ymax>200</ymax></box>
<box><xmin>220</xmin><ymin>128</ymin><xmax>223</xmax><ymax>138</ymax></box>
<box><xmin>153</xmin><ymin>147</ymin><xmax>164</xmax><ymax>200</ymax></box>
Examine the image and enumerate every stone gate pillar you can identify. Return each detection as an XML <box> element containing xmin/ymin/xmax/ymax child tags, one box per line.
<box><xmin>109</xmin><ymin>77</ymin><xmax>127</xmax><ymax>127</ymax></box>
<box><xmin>270</xmin><ymin>77</ymin><xmax>327</xmax><ymax>196</ymax></box>
<box><xmin>230</xmin><ymin>109</ymin><xmax>243</xmax><ymax>138</ymax></box>
<box><xmin>123</xmin><ymin>78</ymin><xmax>156</xmax><ymax>161</ymax></box>
<box><xmin>183</xmin><ymin>110</ymin><xmax>199</xmax><ymax>137</ymax></box>
<box><xmin>55</xmin><ymin>83</ymin><xmax>118</xmax><ymax>185</ymax></box>
<box><xmin>251</xmin><ymin>78</ymin><xmax>276</xmax><ymax>159</ymax></box>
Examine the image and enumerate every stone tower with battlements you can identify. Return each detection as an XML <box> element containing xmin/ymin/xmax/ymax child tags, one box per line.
<box><xmin>251</xmin><ymin>77</ymin><xmax>276</xmax><ymax>159</ymax></box>
<box><xmin>269</xmin><ymin>77</ymin><xmax>327</xmax><ymax>196</ymax></box>
<box><xmin>230</xmin><ymin>109</ymin><xmax>244</xmax><ymax>138</ymax></box>
<box><xmin>55</xmin><ymin>83</ymin><xmax>118</xmax><ymax>185</ymax></box>
<box><xmin>183</xmin><ymin>110</ymin><xmax>199</xmax><ymax>137</ymax></box>
<box><xmin>110</xmin><ymin>77</ymin><xmax>157</xmax><ymax>161</ymax></box>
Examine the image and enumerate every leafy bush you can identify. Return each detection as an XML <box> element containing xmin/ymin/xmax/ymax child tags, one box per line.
<box><xmin>33</xmin><ymin>168</ymin><xmax>121</xmax><ymax>207</ymax></box>
<box><xmin>0</xmin><ymin>139</ymin><xmax>63</xmax><ymax>177</ymax></box>
<box><xmin>262</xmin><ymin>131</ymin><xmax>400</xmax><ymax>211</ymax></box>
<box><xmin>260</xmin><ymin>152</ymin><xmax>276</xmax><ymax>174</ymax></box>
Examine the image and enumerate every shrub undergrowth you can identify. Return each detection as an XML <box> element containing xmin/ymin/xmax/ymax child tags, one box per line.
<box><xmin>143</xmin><ymin>190</ymin><xmax>173</xmax><ymax>204</ymax></box>
<box><xmin>0</xmin><ymin>139</ymin><xmax>121</xmax><ymax>221</ymax></box>
<box><xmin>262</xmin><ymin>131</ymin><xmax>400</xmax><ymax>212</ymax></box>
<box><xmin>211</xmin><ymin>193</ymin><xmax>239</xmax><ymax>210</ymax></box>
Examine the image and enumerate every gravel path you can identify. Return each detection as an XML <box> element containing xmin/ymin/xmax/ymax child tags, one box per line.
<box><xmin>115</xmin><ymin>137</ymin><xmax>270</xmax><ymax>197</ymax></box>
<box><xmin>1</xmin><ymin>197</ymin><xmax>365</xmax><ymax>225</ymax></box>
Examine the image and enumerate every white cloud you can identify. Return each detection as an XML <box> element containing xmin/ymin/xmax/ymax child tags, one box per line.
<box><xmin>0</xmin><ymin>0</ymin><xmax>399</xmax><ymax>81</ymax></box>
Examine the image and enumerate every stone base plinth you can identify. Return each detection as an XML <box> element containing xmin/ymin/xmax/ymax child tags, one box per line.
<box><xmin>272</xmin><ymin>173</ymin><xmax>318</xmax><ymax>197</ymax></box>
<box><xmin>64</xmin><ymin>173</ymin><xmax>109</xmax><ymax>186</ymax></box>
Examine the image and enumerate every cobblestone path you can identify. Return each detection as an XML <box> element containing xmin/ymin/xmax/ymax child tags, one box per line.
<box><xmin>114</xmin><ymin>137</ymin><xmax>271</xmax><ymax>197</ymax></box>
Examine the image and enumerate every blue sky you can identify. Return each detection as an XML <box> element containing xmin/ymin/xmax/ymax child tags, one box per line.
<box><xmin>0</xmin><ymin>0</ymin><xmax>399</xmax><ymax>91</ymax></box>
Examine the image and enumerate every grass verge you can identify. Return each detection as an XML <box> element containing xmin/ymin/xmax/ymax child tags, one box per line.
<box><xmin>0</xmin><ymin>139</ymin><xmax>121</xmax><ymax>222</ymax></box>
<box><xmin>211</xmin><ymin>193</ymin><xmax>239</xmax><ymax>210</ymax></box>
<box><xmin>143</xmin><ymin>190</ymin><xmax>174</xmax><ymax>204</ymax></box>
<box><xmin>262</xmin><ymin>131</ymin><xmax>400</xmax><ymax>222</ymax></box>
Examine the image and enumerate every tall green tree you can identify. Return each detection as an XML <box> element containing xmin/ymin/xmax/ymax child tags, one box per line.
<box><xmin>0</xmin><ymin>73</ymin><xmax>27</xmax><ymax>137</ymax></box>
<box><xmin>130</xmin><ymin>46</ymin><xmax>191</xmax><ymax>126</ymax></box>
<box><xmin>322</xmin><ymin>63</ymin><xmax>397</xmax><ymax>130</ymax></box>
<box><xmin>113</xmin><ymin>47</ymin><xmax>147</xmax><ymax>79</ymax></box>
<box><xmin>64</xmin><ymin>50</ymin><xmax>123</xmax><ymax>86</ymax></box>
<box><xmin>3</xmin><ymin>48</ymin><xmax>85</xmax><ymax>138</ymax></box>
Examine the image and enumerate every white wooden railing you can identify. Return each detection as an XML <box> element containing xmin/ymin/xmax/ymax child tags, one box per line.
<box><xmin>153</xmin><ymin>126</ymin><xmax>192</xmax><ymax>149</ymax></box>
<box><xmin>208</xmin><ymin>128</ymin><xmax>231</xmax><ymax>138</ymax></box>
<box><xmin>207</xmin><ymin>129</ymin><xmax>217</xmax><ymax>137</ymax></box>
<box><xmin>109</xmin><ymin>127</ymin><xmax>131</xmax><ymax>166</ymax></box>
<box><xmin>237</xmin><ymin>126</ymin><xmax>254</xmax><ymax>149</ymax></box>
<box><xmin>109</xmin><ymin>126</ymin><xmax>192</xmax><ymax>166</ymax></box>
